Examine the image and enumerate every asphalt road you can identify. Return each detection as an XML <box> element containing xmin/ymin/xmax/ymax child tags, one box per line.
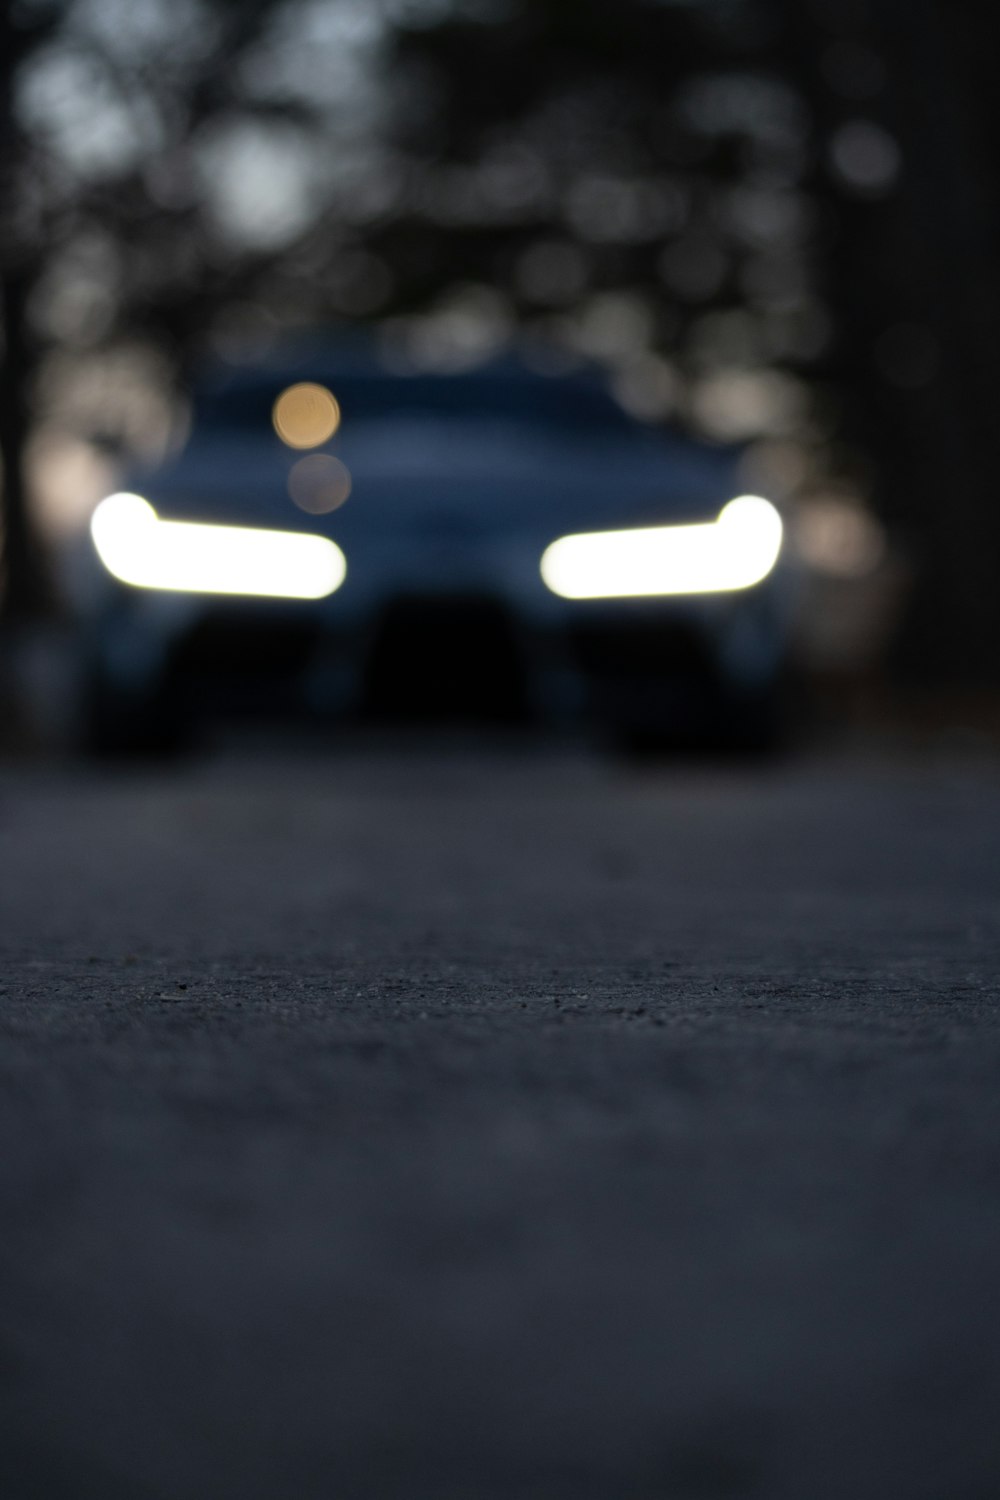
<box><xmin>2</xmin><ymin>741</ymin><xmax>1000</xmax><ymax>1500</ymax></box>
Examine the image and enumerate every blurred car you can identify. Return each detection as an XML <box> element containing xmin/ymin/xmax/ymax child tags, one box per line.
<box><xmin>67</xmin><ymin>344</ymin><xmax>793</xmax><ymax>752</ymax></box>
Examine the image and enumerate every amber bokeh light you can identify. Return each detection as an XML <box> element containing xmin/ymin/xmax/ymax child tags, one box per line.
<box><xmin>288</xmin><ymin>453</ymin><xmax>353</xmax><ymax>514</ymax></box>
<box><xmin>272</xmin><ymin>383</ymin><xmax>342</xmax><ymax>449</ymax></box>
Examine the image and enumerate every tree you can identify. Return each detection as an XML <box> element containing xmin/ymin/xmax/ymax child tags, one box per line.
<box><xmin>0</xmin><ymin>1</ymin><xmax>61</xmax><ymax>620</ymax></box>
<box><xmin>772</xmin><ymin>0</ymin><xmax>1000</xmax><ymax>688</ymax></box>
<box><xmin>0</xmin><ymin>0</ymin><xmax>333</xmax><ymax>621</ymax></box>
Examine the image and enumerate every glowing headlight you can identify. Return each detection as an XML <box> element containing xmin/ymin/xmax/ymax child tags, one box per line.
<box><xmin>90</xmin><ymin>493</ymin><xmax>346</xmax><ymax>601</ymax></box>
<box><xmin>540</xmin><ymin>496</ymin><xmax>783</xmax><ymax>600</ymax></box>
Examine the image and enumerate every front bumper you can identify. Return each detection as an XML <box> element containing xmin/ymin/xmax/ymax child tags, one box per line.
<box><xmin>87</xmin><ymin>564</ymin><xmax>788</xmax><ymax>734</ymax></box>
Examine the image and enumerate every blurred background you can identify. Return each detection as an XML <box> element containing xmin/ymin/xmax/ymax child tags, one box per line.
<box><xmin>1</xmin><ymin>0</ymin><xmax>998</xmax><ymax>755</ymax></box>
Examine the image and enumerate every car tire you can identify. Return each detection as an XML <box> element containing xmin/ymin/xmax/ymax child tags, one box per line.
<box><xmin>608</xmin><ymin>679</ymin><xmax>789</xmax><ymax>760</ymax></box>
<box><xmin>80</xmin><ymin>665</ymin><xmax>193</xmax><ymax>759</ymax></box>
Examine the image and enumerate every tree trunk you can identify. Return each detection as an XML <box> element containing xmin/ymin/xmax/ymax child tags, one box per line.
<box><xmin>0</xmin><ymin>266</ymin><xmax>50</xmax><ymax>623</ymax></box>
<box><xmin>774</xmin><ymin>0</ymin><xmax>1000</xmax><ymax>689</ymax></box>
<box><xmin>0</xmin><ymin>0</ymin><xmax>51</xmax><ymax>627</ymax></box>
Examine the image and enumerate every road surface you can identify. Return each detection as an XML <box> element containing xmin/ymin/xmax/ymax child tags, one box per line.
<box><xmin>1</xmin><ymin>742</ymin><xmax>999</xmax><ymax>1498</ymax></box>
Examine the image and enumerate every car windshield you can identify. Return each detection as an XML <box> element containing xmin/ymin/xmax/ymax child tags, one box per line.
<box><xmin>193</xmin><ymin>371</ymin><xmax>635</xmax><ymax>437</ymax></box>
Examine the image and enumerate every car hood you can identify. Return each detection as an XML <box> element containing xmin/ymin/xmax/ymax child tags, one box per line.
<box><xmin>122</xmin><ymin>418</ymin><xmax>744</xmax><ymax>545</ymax></box>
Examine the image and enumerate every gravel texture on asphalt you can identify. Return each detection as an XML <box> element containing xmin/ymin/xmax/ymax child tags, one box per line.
<box><xmin>1</xmin><ymin>744</ymin><xmax>999</xmax><ymax>1500</ymax></box>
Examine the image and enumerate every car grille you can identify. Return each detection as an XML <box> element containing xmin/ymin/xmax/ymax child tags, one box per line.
<box><xmin>361</xmin><ymin>595</ymin><xmax>531</xmax><ymax>722</ymax></box>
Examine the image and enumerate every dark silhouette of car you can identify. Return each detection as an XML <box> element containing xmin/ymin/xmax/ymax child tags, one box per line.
<box><xmin>72</xmin><ymin>344</ymin><xmax>792</xmax><ymax>752</ymax></box>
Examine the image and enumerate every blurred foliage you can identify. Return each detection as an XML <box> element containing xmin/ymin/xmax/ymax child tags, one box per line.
<box><xmin>1</xmin><ymin>0</ymin><xmax>1000</xmax><ymax>683</ymax></box>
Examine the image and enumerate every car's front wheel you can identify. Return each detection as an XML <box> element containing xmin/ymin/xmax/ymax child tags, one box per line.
<box><xmin>80</xmin><ymin>660</ymin><xmax>192</xmax><ymax>758</ymax></box>
<box><xmin>604</xmin><ymin>677</ymin><xmax>790</xmax><ymax>760</ymax></box>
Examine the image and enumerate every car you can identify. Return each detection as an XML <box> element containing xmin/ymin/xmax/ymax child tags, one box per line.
<box><xmin>68</xmin><ymin>342</ymin><xmax>793</xmax><ymax>753</ymax></box>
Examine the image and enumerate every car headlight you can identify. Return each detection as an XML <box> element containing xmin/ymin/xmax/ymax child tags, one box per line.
<box><xmin>90</xmin><ymin>493</ymin><xmax>346</xmax><ymax>601</ymax></box>
<box><xmin>539</xmin><ymin>495</ymin><xmax>783</xmax><ymax>600</ymax></box>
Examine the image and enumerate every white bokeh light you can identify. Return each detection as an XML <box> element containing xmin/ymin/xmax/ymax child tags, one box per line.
<box><xmin>540</xmin><ymin>497</ymin><xmax>783</xmax><ymax>600</ymax></box>
<box><xmin>91</xmin><ymin>493</ymin><xmax>346</xmax><ymax>599</ymax></box>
